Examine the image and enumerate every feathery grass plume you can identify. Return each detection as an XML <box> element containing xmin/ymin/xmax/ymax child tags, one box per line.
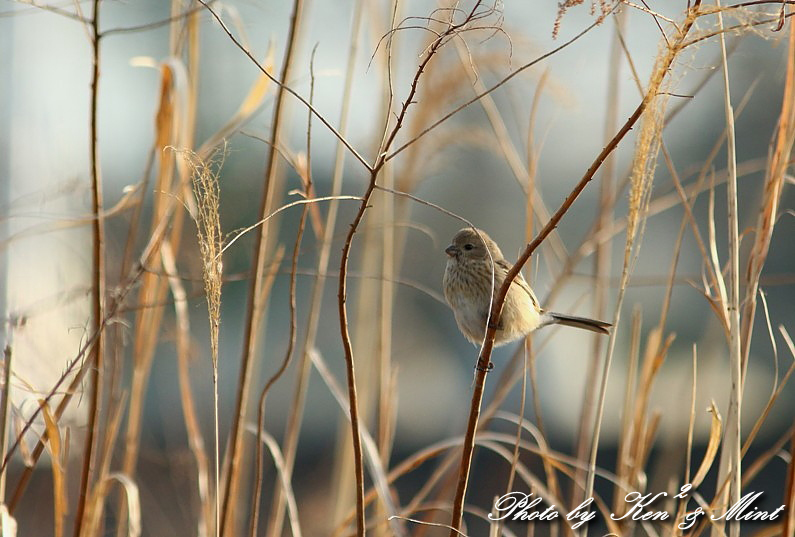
<box><xmin>185</xmin><ymin>148</ymin><xmax>224</xmax><ymax>369</ymax></box>
<box><xmin>553</xmin><ymin>0</ymin><xmax>612</xmax><ymax>39</ymax></box>
<box><xmin>183</xmin><ymin>147</ymin><xmax>224</xmax><ymax>537</ymax></box>
<box><xmin>625</xmin><ymin>59</ymin><xmax>670</xmax><ymax>271</ymax></box>
<box><xmin>625</xmin><ymin>0</ymin><xmax>700</xmax><ymax>268</ymax></box>
<box><xmin>584</xmin><ymin>0</ymin><xmax>702</xmax><ymax>514</ymax></box>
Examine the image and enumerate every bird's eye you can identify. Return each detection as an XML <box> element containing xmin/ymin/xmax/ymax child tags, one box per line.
<box><xmin>463</xmin><ymin>244</ymin><xmax>474</xmax><ymax>251</ymax></box>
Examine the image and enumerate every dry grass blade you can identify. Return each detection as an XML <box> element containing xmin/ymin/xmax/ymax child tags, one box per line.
<box><xmin>220</xmin><ymin>196</ymin><xmax>362</xmax><ymax>256</ymax></box>
<box><xmin>389</xmin><ymin>516</ymin><xmax>467</xmax><ymax>536</ymax></box>
<box><xmin>75</xmin><ymin>1</ymin><xmax>106</xmax><ymax>534</ymax></box>
<box><xmin>674</xmin><ymin>345</ymin><xmax>699</xmax><ymax>537</ymax></box>
<box><xmin>266</xmin><ymin>7</ymin><xmax>364</xmax><ymax>536</ymax></box>
<box><xmin>309</xmin><ymin>348</ymin><xmax>404</xmax><ymax>536</ymax></box>
<box><xmin>244</xmin><ymin>427</ymin><xmax>303</xmax><ymax>537</ymax></box>
<box><xmin>0</xmin><ymin>505</ymin><xmax>16</xmax><ymax>537</ymax></box>
<box><xmin>120</xmin><ymin>56</ymin><xmax>191</xmax><ymax>531</ymax></box>
<box><xmin>739</xmin><ymin>12</ymin><xmax>795</xmax><ymax>378</ymax></box>
<box><xmin>739</xmin><ymin>326</ymin><xmax>795</xmax><ymax>460</ymax></box>
<box><xmin>614</xmin><ymin>306</ymin><xmax>641</xmax><ymax>514</ymax></box>
<box><xmin>713</xmin><ymin>6</ymin><xmax>742</xmax><ymax>535</ymax></box>
<box><xmin>0</xmin><ymin>345</ymin><xmax>12</xmax><ymax>502</ymax></box>
<box><xmin>783</xmin><ymin>427</ymin><xmax>795</xmax><ymax>537</ymax></box>
<box><xmin>196</xmin><ymin>46</ymin><xmax>276</xmax><ymax>160</ymax></box>
<box><xmin>85</xmin><ymin>400</ymin><xmax>128</xmax><ymax>537</ymax></box>
<box><xmin>743</xmin><ymin>423</ymin><xmax>795</xmax><ymax>490</ymax></box>
<box><xmin>39</xmin><ymin>402</ymin><xmax>65</xmax><ymax>537</ymax></box>
<box><xmin>249</xmin><ymin>51</ymin><xmax>317</xmax><ymax>533</ymax></box>
<box><xmin>692</xmin><ymin>401</ymin><xmax>723</xmax><ymax>489</ymax></box>
<box><xmin>585</xmin><ymin>3</ymin><xmax>704</xmax><ymax>517</ymax></box>
<box><xmin>214</xmin><ymin>0</ymin><xmax>305</xmax><ymax>530</ymax></box>
<box><xmin>161</xmin><ymin>241</ymin><xmax>212</xmax><ymax>537</ymax></box>
<box><xmin>98</xmin><ymin>474</ymin><xmax>142</xmax><ymax>537</ymax></box>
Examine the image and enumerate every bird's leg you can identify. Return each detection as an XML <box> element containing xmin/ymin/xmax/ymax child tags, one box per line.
<box><xmin>474</xmin><ymin>361</ymin><xmax>494</xmax><ymax>372</ymax></box>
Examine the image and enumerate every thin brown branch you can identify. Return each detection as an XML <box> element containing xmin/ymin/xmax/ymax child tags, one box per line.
<box><xmin>338</xmin><ymin>181</ymin><xmax>375</xmax><ymax>537</ymax></box>
<box><xmin>448</xmin><ymin>2</ymin><xmax>703</xmax><ymax>531</ymax></box>
<box><xmin>336</xmin><ymin>5</ymin><xmax>493</xmax><ymax>534</ymax></box>
<box><xmin>73</xmin><ymin>1</ymin><xmax>105</xmax><ymax>534</ymax></box>
<box><xmin>101</xmin><ymin>2</ymin><xmax>212</xmax><ymax>37</ymax></box>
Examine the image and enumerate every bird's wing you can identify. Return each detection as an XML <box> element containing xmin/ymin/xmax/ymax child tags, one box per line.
<box><xmin>495</xmin><ymin>259</ymin><xmax>539</xmax><ymax>309</ymax></box>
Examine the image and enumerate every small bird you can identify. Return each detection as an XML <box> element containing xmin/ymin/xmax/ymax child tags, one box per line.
<box><xmin>443</xmin><ymin>227</ymin><xmax>611</xmax><ymax>346</ymax></box>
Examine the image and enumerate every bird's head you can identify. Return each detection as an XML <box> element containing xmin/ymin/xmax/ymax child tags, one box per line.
<box><xmin>445</xmin><ymin>228</ymin><xmax>503</xmax><ymax>262</ymax></box>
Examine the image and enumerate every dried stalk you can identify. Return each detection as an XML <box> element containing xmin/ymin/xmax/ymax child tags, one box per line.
<box><xmin>216</xmin><ymin>1</ymin><xmax>304</xmax><ymax>534</ymax></box>
<box><xmin>6</xmin><ymin>184</ymin><xmax>182</xmax><ymax>510</ymax></box>
<box><xmin>161</xmin><ymin>242</ymin><xmax>212</xmax><ymax>537</ymax></box>
<box><xmin>583</xmin><ymin>3</ymin><xmax>702</xmax><ymax>521</ymax></box>
<box><xmin>0</xmin><ymin>345</ymin><xmax>10</xmax><ymax>502</ymax></box>
<box><xmin>248</xmin><ymin>45</ymin><xmax>315</xmax><ymax>537</ymax></box>
<box><xmin>265</xmin><ymin>3</ymin><xmax>365</xmax><ymax>536</ymax></box>
<box><xmin>574</xmin><ymin>7</ymin><xmax>626</xmax><ymax>514</ymax></box>
<box><xmin>74</xmin><ymin>1</ymin><xmax>106</xmax><ymax>534</ymax></box>
<box><xmin>712</xmin><ymin>3</ymin><xmax>742</xmax><ymax>536</ymax></box>
<box><xmin>335</xmin><ymin>4</ymin><xmax>504</xmax><ymax>533</ymax></box>
<box><xmin>186</xmin><ymin>151</ymin><xmax>223</xmax><ymax>537</ymax></box>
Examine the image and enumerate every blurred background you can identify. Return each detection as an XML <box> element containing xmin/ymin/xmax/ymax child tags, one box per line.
<box><xmin>2</xmin><ymin>0</ymin><xmax>794</xmax><ymax>535</ymax></box>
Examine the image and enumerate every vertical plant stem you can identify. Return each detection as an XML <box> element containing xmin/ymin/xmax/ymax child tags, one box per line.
<box><xmin>162</xmin><ymin>242</ymin><xmax>212</xmax><ymax>537</ymax></box>
<box><xmin>337</xmin><ymin>5</ymin><xmax>491</xmax><ymax>534</ymax></box>
<box><xmin>447</xmin><ymin>9</ymin><xmax>707</xmax><ymax>521</ymax></box>
<box><xmin>265</xmin><ymin>3</ymin><xmax>365</xmax><ymax>536</ymax></box>
<box><xmin>741</xmin><ymin>17</ymin><xmax>795</xmax><ymax>372</ymax></box>
<box><xmin>74</xmin><ymin>1</ymin><xmax>105</xmax><ymax>535</ymax></box>
<box><xmin>248</xmin><ymin>44</ymin><xmax>316</xmax><ymax>537</ymax></box>
<box><xmin>337</xmin><ymin>180</ymin><xmax>376</xmax><ymax>537</ymax></box>
<box><xmin>583</xmin><ymin>6</ymin><xmax>701</xmax><ymax>526</ymax></box>
<box><xmin>0</xmin><ymin>345</ymin><xmax>11</xmax><ymax>502</ymax></box>
<box><xmin>714</xmin><ymin>4</ymin><xmax>742</xmax><ymax>537</ymax></box>
<box><xmin>574</xmin><ymin>7</ymin><xmax>625</xmax><ymax>515</ymax></box>
<box><xmin>219</xmin><ymin>2</ymin><xmax>304</xmax><ymax>535</ymax></box>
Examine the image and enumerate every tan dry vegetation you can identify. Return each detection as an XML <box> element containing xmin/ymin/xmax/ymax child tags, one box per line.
<box><xmin>1</xmin><ymin>1</ymin><xmax>794</xmax><ymax>537</ymax></box>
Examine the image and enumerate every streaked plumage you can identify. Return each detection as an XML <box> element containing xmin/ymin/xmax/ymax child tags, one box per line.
<box><xmin>443</xmin><ymin>228</ymin><xmax>611</xmax><ymax>346</ymax></box>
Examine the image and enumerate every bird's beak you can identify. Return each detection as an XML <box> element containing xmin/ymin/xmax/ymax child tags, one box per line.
<box><xmin>445</xmin><ymin>245</ymin><xmax>459</xmax><ymax>257</ymax></box>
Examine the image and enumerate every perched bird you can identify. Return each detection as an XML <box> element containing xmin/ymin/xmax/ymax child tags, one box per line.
<box><xmin>443</xmin><ymin>227</ymin><xmax>611</xmax><ymax>346</ymax></box>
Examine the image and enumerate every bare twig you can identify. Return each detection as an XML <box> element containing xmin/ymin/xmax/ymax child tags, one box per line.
<box><xmin>74</xmin><ymin>1</ymin><xmax>105</xmax><ymax>534</ymax></box>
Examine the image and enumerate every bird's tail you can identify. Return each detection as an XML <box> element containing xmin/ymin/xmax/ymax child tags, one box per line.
<box><xmin>542</xmin><ymin>312</ymin><xmax>611</xmax><ymax>335</ymax></box>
